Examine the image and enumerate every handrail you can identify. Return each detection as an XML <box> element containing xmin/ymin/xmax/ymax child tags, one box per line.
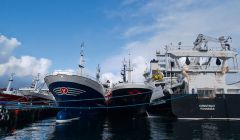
<box><xmin>165</xmin><ymin>45</ymin><xmax>238</xmax><ymax>52</ymax></box>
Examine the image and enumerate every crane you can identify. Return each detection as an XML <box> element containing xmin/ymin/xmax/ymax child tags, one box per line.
<box><xmin>193</xmin><ymin>34</ymin><xmax>232</xmax><ymax>51</ymax></box>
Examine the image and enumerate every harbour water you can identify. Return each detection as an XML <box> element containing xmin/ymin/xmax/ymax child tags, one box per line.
<box><xmin>1</xmin><ymin>116</ymin><xmax>240</xmax><ymax>140</ymax></box>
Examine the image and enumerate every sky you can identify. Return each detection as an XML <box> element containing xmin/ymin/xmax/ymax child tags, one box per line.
<box><xmin>0</xmin><ymin>0</ymin><xmax>240</xmax><ymax>88</ymax></box>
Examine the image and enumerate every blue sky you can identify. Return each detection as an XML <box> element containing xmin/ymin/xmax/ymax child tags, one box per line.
<box><xmin>0</xmin><ymin>0</ymin><xmax>123</xmax><ymax>69</ymax></box>
<box><xmin>0</xmin><ymin>0</ymin><xmax>240</xmax><ymax>87</ymax></box>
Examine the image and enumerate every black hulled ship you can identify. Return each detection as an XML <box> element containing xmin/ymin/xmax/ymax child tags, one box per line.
<box><xmin>147</xmin><ymin>34</ymin><xmax>240</xmax><ymax>119</ymax></box>
<box><xmin>145</xmin><ymin>51</ymin><xmax>186</xmax><ymax>117</ymax></box>
<box><xmin>106</xmin><ymin>56</ymin><xmax>153</xmax><ymax>118</ymax></box>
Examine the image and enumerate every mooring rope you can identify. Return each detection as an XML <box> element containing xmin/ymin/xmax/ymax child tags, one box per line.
<box><xmin>5</xmin><ymin>102</ymin><xmax>150</xmax><ymax>110</ymax></box>
<box><xmin>1</xmin><ymin>90</ymin><xmax>152</xmax><ymax>105</ymax></box>
<box><xmin>3</xmin><ymin>92</ymin><xmax>192</xmax><ymax>110</ymax></box>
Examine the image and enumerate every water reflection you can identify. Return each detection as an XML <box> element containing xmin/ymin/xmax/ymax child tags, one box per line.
<box><xmin>171</xmin><ymin>119</ymin><xmax>240</xmax><ymax>140</ymax></box>
<box><xmin>148</xmin><ymin>116</ymin><xmax>175</xmax><ymax>140</ymax></box>
<box><xmin>105</xmin><ymin>117</ymin><xmax>151</xmax><ymax>140</ymax></box>
<box><xmin>1</xmin><ymin>117</ymin><xmax>240</xmax><ymax>139</ymax></box>
<box><xmin>51</xmin><ymin>117</ymin><xmax>151</xmax><ymax>140</ymax></box>
<box><xmin>53</xmin><ymin>118</ymin><xmax>105</xmax><ymax>140</ymax></box>
<box><xmin>0</xmin><ymin>118</ymin><xmax>56</xmax><ymax>140</ymax></box>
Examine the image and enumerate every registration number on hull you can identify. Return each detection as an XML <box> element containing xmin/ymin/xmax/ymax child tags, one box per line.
<box><xmin>199</xmin><ymin>104</ymin><xmax>215</xmax><ymax>110</ymax></box>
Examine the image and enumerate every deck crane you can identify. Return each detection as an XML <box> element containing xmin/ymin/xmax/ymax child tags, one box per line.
<box><xmin>193</xmin><ymin>34</ymin><xmax>232</xmax><ymax>51</ymax></box>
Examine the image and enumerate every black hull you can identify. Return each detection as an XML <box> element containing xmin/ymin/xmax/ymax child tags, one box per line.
<box><xmin>171</xmin><ymin>94</ymin><xmax>240</xmax><ymax>119</ymax></box>
<box><xmin>147</xmin><ymin>94</ymin><xmax>174</xmax><ymax>117</ymax></box>
<box><xmin>148</xmin><ymin>93</ymin><xmax>240</xmax><ymax>119</ymax></box>
<box><xmin>147</xmin><ymin>81</ymin><xmax>187</xmax><ymax>117</ymax></box>
<box><xmin>107</xmin><ymin>88</ymin><xmax>152</xmax><ymax>118</ymax></box>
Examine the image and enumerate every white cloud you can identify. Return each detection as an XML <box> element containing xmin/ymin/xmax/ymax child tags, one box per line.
<box><xmin>102</xmin><ymin>0</ymin><xmax>240</xmax><ymax>83</ymax></box>
<box><xmin>131</xmin><ymin>56</ymin><xmax>148</xmax><ymax>82</ymax></box>
<box><xmin>101</xmin><ymin>72</ymin><xmax>121</xmax><ymax>84</ymax></box>
<box><xmin>0</xmin><ymin>34</ymin><xmax>21</xmax><ymax>63</ymax></box>
<box><xmin>101</xmin><ymin>56</ymin><xmax>147</xmax><ymax>83</ymax></box>
<box><xmin>0</xmin><ymin>56</ymin><xmax>51</xmax><ymax>77</ymax></box>
<box><xmin>0</xmin><ymin>34</ymin><xmax>52</xmax><ymax>80</ymax></box>
<box><xmin>124</xmin><ymin>25</ymin><xmax>159</xmax><ymax>37</ymax></box>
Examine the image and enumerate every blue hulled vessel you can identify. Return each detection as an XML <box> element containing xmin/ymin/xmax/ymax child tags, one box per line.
<box><xmin>44</xmin><ymin>44</ymin><xmax>106</xmax><ymax>122</ymax></box>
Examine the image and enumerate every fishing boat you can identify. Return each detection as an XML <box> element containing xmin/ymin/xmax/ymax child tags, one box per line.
<box><xmin>145</xmin><ymin>52</ymin><xmax>185</xmax><ymax>116</ymax></box>
<box><xmin>106</xmin><ymin>56</ymin><xmax>153</xmax><ymax>117</ymax></box>
<box><xmin>0</xmin><ymin>73</ymin><xmax>27</xmax><ymax>105</ymax></box>
<box><xmin>147</xmin><ymin>34</ymin><xmax>240</xmax><ymax>119</ymax></box>
<box><xmin>0</xmin><ymin>74</ymin><xmax>56</xmax><ymax>123</ymax></box>
<box><xmin>44</xmin><ymin>43</ymin><xmax>106</xmax><ymax>122</ymax></box>
<box><xmin>19</xmin><ymin>73</ymin><xmax>55</xmax><ymax>105</ymax></box>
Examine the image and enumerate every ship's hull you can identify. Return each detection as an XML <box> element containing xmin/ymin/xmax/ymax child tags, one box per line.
<box><xmin>0</xmin><ymin>92</ymin><xmax>28</xmax><ymax>106</ymax></box>
<box><xmin>44</xmin><ymin>74</ymin><xmax>106</xmax><ymax>121</ymax></box>
<box><xmin>171</xmin><ymin>94</ymin><xmax>240</xmax><ymax>119</ymax></box>
<box><xmin>148</xmin><ymin>93</ymin><xmax>240</xmax><ymax>119</ymax></box>
<box><xmin>107</xmin><ymin>84</ymin><xmax>153</xmax><ymax>118</ymax></box>
<box><xmin>0</xmin><ymin>90</ymin><xmax>56</xmax><ymax>113</ymax></box>
<box><xmin>20</xmin><ymin>91</ymin><xmax>55</xmax><ymax>105</ymax></box>
<box><xmin>147</xmin><ymin>81</ymin><xmax>186</xmax><ymax>117</ymax></box>
<box><xmin>147</xmin><ymin>94</ymin><xmax>174</xmax><ymax>117</ymax></box>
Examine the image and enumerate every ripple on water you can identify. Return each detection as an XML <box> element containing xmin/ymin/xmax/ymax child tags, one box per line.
<box><xmin>1</xmin><ymin>117</ymin><xmax>240</xmax><ymax>139</ymax></box>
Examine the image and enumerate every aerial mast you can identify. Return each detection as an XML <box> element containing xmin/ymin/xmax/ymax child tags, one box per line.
<box><xmin>34</xmin><ymin>73</ymin><xmax>40</xmax><ymax>90</ymax></box>
<box><xmin>79</xmin><ymin>43</ymin><xmax>85</xmax><ymax>75</ymax></box>
<box><xmin>96</xmin><ymin>64</ymin><xmax>100</xmax><ymax>81</ymax></box>
<box><xmin>121</xmin><ymin>59</ymin><xmax>127</xmax><ymax>83</ymax></box>
<box><xmin>6</xmin><ymin>73</ymin><xmax>14</xmax><ymax>92</ymax></box>
<box><xmin>126</xmin><ymin>53</ymin><xmax>133</xmax><ymax>83</ymax></box>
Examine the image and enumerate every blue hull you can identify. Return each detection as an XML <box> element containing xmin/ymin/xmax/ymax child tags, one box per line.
<box><xmin>48</xmin><ymin>82</ymin><xmax>106</xmax><ymax>120</ymax></box>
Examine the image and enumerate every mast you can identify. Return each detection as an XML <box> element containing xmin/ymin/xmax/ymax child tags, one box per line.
<box><xmin>143</xmin><ymin>62</ymin><xmax>150</xmax><ymax>80</ymax></box>
<box><xmin>34</xmin><ymin>73</ymin><xmax>40</xmax><ymax>90</ymax></box>
<box><xmin>6</xmin><ymin>73</ymin><xmax>14</xmax><ymax>92</ymax></box>
<box><xmin>96</xmin><ymin>64</ymin><xmax>100</xmax><ymax>81</ymax></box>
<box><xmin>79</xmin><ymin>43</ymin><xmax>85</xmax><ymax>75</ymax></box>
<box><xmin>126</xmin><ymin>53</ymin><xmax>133</xmax><ymax>82</ymax></box>
<box><xmin>121</xmin><ymin>59</ymin><xmax>127</xmax><ymax>83</ymax></box>
<box><xmin>156</xmin><ymin>50</ymin><xmax>160</xmax><ymax>62</ymax></box>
